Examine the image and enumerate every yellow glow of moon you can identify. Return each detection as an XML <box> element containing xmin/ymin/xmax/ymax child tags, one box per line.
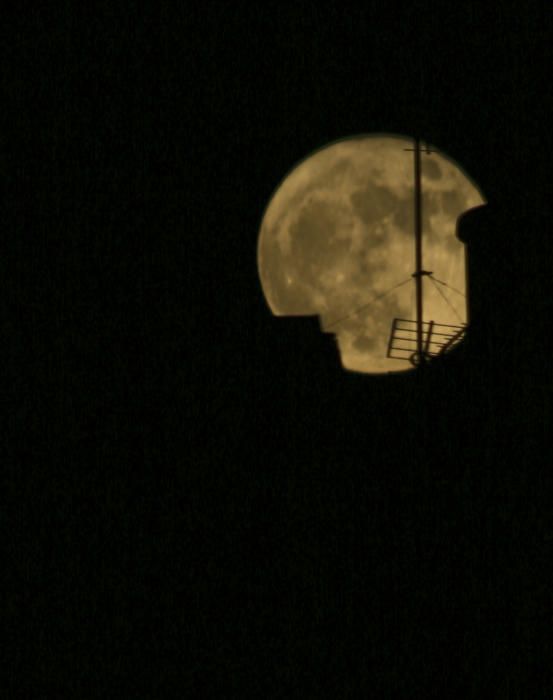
<box><xmin>257</xmin><ymin>134</ymin><xmax>486</xmax><ymax>374</ymax></box>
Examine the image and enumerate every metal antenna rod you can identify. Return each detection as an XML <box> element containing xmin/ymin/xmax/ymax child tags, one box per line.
<box><xmin>403</xmin><ymin>137</ymin><xmax>434</xmax><ymax>365</ymax></box>
<box><xmin>413</xmin><ymin>137</ymin><xmax>424</xmax><ymax>362</ymax></box>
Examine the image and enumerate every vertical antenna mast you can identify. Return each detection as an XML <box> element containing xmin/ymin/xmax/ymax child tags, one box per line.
<box><xmin>403</xmin><ymin>137</ymin><xmax>433</xmax><ymax>365</ymax></box>
<box><xmin>413</xmin><ymin>137</ymin><xmax>424</xmax><ymax>363</ymax></box>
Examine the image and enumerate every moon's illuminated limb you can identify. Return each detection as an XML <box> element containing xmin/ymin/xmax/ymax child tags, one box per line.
<box><xmin>257</xmin><ymin>134</ymin><xmax>486</xmax><ymax>374</ymax></box>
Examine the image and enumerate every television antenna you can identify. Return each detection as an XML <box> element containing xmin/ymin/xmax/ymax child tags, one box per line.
<box><xmin>386</xmin><ymin>137</ymin><xmax>466</xmax><ymax>367</ymax></box>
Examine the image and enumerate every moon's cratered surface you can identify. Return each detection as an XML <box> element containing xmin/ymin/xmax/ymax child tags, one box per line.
<box><xmin>257</xmin><ymin>134</ymin><xmax>486</xmax><ymax>374</ymax></box>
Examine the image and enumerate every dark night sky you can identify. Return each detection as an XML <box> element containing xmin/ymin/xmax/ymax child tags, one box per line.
<box><xmin>5</xmin><ymin>4</ymin><xmax>553</xmax><ymax>696</ymax></box>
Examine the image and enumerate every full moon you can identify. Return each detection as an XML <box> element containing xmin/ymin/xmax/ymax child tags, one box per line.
<box><xmin>257</xmin><ymin>133</ymin><xmax>486</xmax><ymax>374</ymax></box>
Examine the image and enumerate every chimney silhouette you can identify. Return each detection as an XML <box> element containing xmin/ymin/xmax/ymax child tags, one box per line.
<box><xmin>456</xmin><ymin>203</ymin><xmax>517</xmax><ymax>367</ymax></box>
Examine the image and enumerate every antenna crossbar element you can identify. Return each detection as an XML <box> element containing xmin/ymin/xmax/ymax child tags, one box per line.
<box><xmin>387</xmin><ymin>318</ymin><xmax>467</xmax><ymax>365</ymax></box>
